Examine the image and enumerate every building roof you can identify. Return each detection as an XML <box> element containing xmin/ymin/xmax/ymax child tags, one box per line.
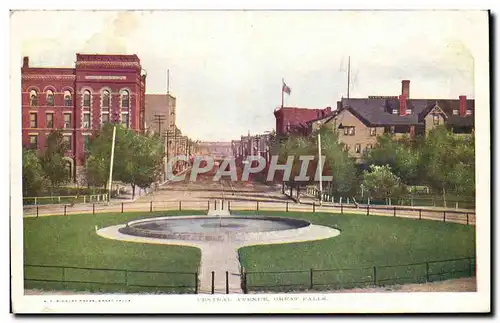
<box><xmin>274</xmin><ymin>106</ymin><xmax>333</xmax><ymax>128</ymax></box>
<box><xmin>338</xmin><ymin>97</ymin><xmax>474</xmax><ymax>127</ymax></box>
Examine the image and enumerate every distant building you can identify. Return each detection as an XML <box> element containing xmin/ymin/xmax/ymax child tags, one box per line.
<box><xmin>21</xmin><ymin>54</ymin><xmax>146</xmax><ymax>182</ymax></box>
<box><xmin>144</xmin><ymin>93</ymin><xmax>176</xmax><ymax>135</ymax></box>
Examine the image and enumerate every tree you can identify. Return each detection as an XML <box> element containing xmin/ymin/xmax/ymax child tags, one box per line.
<box><xmin>364</xmin><ymin>133</ymin><xmax>420</xmax><ymax>185</ymax></box>
<box><xmin>22</xmin><ymin>149</ymin><xmax>48</xmax><ymax>196</ymax></box>
<box><xmin>85</xmin><ymin>124</ymin><xmax>165</xmax><ymax>199</ymax></box>
<box><xmin>40</xmin><ymin>130</ymin><xmax>70</xmax><ymax>193</ymax></box>
<box><xmin>362</xmin><ymin>164</ymin><xmax>406</xmax><ymax>204</ymax></box>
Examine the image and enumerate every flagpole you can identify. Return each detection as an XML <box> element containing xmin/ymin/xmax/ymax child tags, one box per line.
<box><xmin>347</xmin><ymin>56</ymin><xmax>351</xmax><ymax>99</ymax></box>
<box><xmin>318</xmin><ymin>133</ymin><xmax>323</xmax><ymax>206</ymax></box>
<box><xmin>281</xmin><ymin>78</ymin><xmax>284</xmax><ymax>108</ymax></box>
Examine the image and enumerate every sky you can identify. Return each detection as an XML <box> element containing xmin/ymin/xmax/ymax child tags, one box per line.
<box><xmin>10</xmin><ymin>10</ymin><xmax>486</xmax><ymax>141</ymax></box>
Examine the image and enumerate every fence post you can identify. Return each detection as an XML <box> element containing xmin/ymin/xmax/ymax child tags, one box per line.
<box><xmin>228</xmin><ymin>200</ymin><xmax>231</xmax><ymax>211</ymax></box>
<box><xmin>466</xmin><ymin>213</ymin><xmax>469</xmax><ymax>225</ymax></box>
<box><xmin>340</xmin><ymin>203</ymin><xmax>343</xmax><ymax>214</ymax></box>
<box><xmin>222</xmin><ymin>200</ymin><xmax>224</xmax><ymax>210</ymax></box>
<box><xmin>468</xmin><ymin>258</ymin><xmax>474</xmax><ymax>276</ymax></box>
<box><xmin>61</xmin><ymin>266</ymin><xmax>66</xmax><ymax>290</ymax></box>
<box><xmin>226</xmin><ymin>271</ymin><xmax>229</xmax><ymax>294</ymax></box>
<box><xmin>36</xmin><ymin>206</ymin><xmax>39</xmax><ymax>218</ymax></box>
<box><xmin>373</xmin><ymin>266</ymin><xmax>377</xmax><ymax>286</ymax></box>
<box><xmin>121</xmin><ymin>202</ymin><xmax>124</xmax><ymax>213</ymax></box>
<box><xmin>64</xmin><ymin>205</ymin><xmax>67</xmax><ymax>216</ymax></box>
<box><xmin>83</xmin><ymin>196</ymin><xmax>86</xmax><ymax>204</ymax></box>
<box><xmin>394</xmin><ymin>206</ymin><xmax>396</xmax><ymax>217</ymax></box>
<box><xmin>419</xmin><ymin>209</ymin><xmax>422</xmax><ymax>220</ymax></box>
<box><xmin>195</xmin><ymin>272</ymin><xmax>198</xmax><ymax>294</ymax></box>
<box><xmin>257</xmin><ymin>201</ymin><xmax>259</xmax><ymax>211</ymax></box>
<box><xmin>179</xmin><ymin>201</ymin><xmax>182</xmax><ymax>211</ymax></box>
<box><xmin>215</xmin><ymin>200</ymin><xmax>217</xmax><ymax>210</ymax></box>
<box><xmin>443</xmin><ymin>211</ymin><xmax>446</xmax><ymax>222</ymax></box>
<box><xmin>92</xmin><ymin>203</ymin><xmax>95</xmax><ymax>215</ymax></box>
<box><xmin>243</xmin><ymin>270</ymin><xmax>248</xmax><ymax>294</ymax></box>
<box><xmin>208</xmin><ymin>200</ymin><xmax>210</xmax><ymax>211</ymax></box>
<box><xmin>313</xmin><ymin>203</ymin><xmax>315</xmax><ymax>213</ymax></box>
<box><xmin>150</xmin><ymin>201</ymin><xmax>153</xmax><ymax>212</ymax></box>
<box><xmin>286</xmin><ymin>202</ymin><xmax>289</xmax><ymax>212</ymax></box>
<box><xmin>211</xmin><ymin>271</ymin><xmax>215</xmax><ymax>294</ymax></box>
<box><xmin>367</xmin><ymin>205</ymin><xmax>370</xmax><ymax>216</ymax></box>
<box><xmin>58</xmin><ymin>196</ymin><xmax>61</xmax><ymax>203</ymax></box>
<box><xmin>309</xmin><ymin>268</ymin><xmax>314</xmax><ymax>289</ymax></box>
<box><xmin>425</xmin><ymin>262</ymin><xmax>430</xmax><ymax>282</ymax></box>
<box><xmin>34</xmin><ymin>197</ymin><xmax>37</xmax><ymax>205</ymax></box>
<box><xmin>125</xmin><ymin>270</ymin><xmax>128</xmax><ymax>287</ymax></box>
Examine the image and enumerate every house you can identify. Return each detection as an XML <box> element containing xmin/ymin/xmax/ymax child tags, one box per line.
<box><xmin>309</xmin><ymin>80</ymin><xmax>474</xmax><ymax>160</ymax></box>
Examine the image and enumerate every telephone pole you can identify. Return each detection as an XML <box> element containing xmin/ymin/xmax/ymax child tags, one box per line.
<box><xmin>153</xmin><ymin>114</ymin><xmax>166</xmax><ymax>135</ymax></box>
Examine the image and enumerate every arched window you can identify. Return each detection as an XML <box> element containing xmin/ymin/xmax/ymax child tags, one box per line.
<box><xmin>102</xmin><ymin>90</ymin><xmax>110</xmax><ymax>110</ymax></box>
<box><xmin>121</xmin><ymin>90</ymin><xmax>129</xmax><ymax>108</ymax></box>
<box><xmin>64</xmin><ymin>91</ymin><xmax>72</xmax><ymax>106</ymax></box>
<box><xmin>46</xmin><ymin>90</ymin><xmax>54</xmax><ymax>106</ymax></box>
<box><xmin>29</xmin><ymin>90</ymin><xmax>38</xmax><ymax>107</ymax></box>
<box><xmin>83</xmin><ymin>90</ymin><xmax>91</xmax><ymax>107</ymax></box>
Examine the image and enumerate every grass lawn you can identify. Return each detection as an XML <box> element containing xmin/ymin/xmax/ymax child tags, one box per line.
<box><xmin>236</xmin><ymin>211</ymin><xmax>476</xmax><ymax>292</ymax></box>
<box><xmin>23</xmin><ymin>210</ymin><xmax>205</xmax><ymax>294</ymax></box>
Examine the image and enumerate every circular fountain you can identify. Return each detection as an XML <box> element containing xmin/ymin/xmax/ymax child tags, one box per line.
<box><xmin>118</xmin><ymin>215</ymin><xmax>311</xmax><ymax>242</ymax></box>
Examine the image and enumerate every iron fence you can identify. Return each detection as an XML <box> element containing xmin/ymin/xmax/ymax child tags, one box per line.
<box><xmin>242</xmin><ymin>257</ymin><xmax>475</xmax><ymax>293</ymax></box>
<box><xmin>24</xmin><ymin>264</ymin><xmax>198</xmax><ymax>294</ymax></box>
<box><xmin>23</xmin><ymin>199</ymin><xmax>476</xmax><ymax>226</ymax></box>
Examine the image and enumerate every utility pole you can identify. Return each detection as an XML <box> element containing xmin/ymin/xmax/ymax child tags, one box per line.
<box><xmin>318</xmin><ymin>133</ymin><xmax>323</xmax><ymax>206</ymax></box>
<box><xmin>153</xmin><ymin>114</ymin><xmax>166</xmax><ymax>135</ymax></box>
<box><xmin>107</xmin><ymin>126</ymin><xmax>117</xmax><ymax>202</ymax></box>
<box><xmin>167</xmin><ymin>69</ymin><xmax>170</xmax><ymax>95</ymax></box>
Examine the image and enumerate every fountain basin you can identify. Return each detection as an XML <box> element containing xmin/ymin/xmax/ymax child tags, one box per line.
<box><xmin>118</xmin><ymin>215</ymin><xmax>311</xmax><ymax>242</ymax></box>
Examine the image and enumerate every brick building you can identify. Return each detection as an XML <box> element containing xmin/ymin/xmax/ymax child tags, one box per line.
<box><xmin>274</xmin><ymin>106</ymin><xmax>333</xmax><ymax>136</ymax></box>
<box><xmin>21</xmin><ymin>54</ymin><xmax>146</xmax><ymax>182</ymax></box>
<box><xmin>309</xmin><ymin>80</ymin><xmax>475</xmax><ymax>161</ymax></box>
<box><xmin>144</xmin><ymin>93</ymin><xmax>176</xmax><ymax>135</ymax></box>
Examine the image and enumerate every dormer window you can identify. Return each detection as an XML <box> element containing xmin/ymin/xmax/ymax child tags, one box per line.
<box><xmin>466</xmin><ymin>110</ymin><xmax>472</xmax><ymax>116</ymax></box>
<box><xmin>433</xmin><ymin>114</ymin><xmax>440</xmax><ymax>125</ymax></box>
<box><xmin>392</xmin><ymin>109</ymin><xmax>398</xmax><ymax>115</ymax></box>
<box><xmin>370</xmin><ymin>128</ymin><xmax>376</xmax><ymax>136</ymax></box>
<box><xmin>453</xmin><ymin>109</ymin><xmax>458</xmax><ymax>115</ymax></box>
<box><xmin>406</xmin><ymin>109</ymin><xmax>412</xmax><ymax>115</ymax></box>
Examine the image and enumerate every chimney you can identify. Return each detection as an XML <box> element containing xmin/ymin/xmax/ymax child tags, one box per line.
<box><xmin>325</xmin><ymin>106</ymin><xmax>332</xmax><ymax>114</ymax></box>
<box><xmin>402</xmin><ymin>80</ymin><xmax>410</xmax><ymax>98</ymax></box>
<box><xmin>399</xmin><ymin>95</ymin><xmax>407</xmax><ymax>116</ymax></box>
<box><xmin>22</xmin><ymin>56</ymin><xmax>29</xmax><ymax>68</ymax></box>
<box><xmin>459</xmin><ymin>95</ymin><xmax>467</xmax><ymax>117</ymax></box>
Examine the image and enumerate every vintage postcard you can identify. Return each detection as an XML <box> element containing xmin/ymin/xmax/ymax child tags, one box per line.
<box><xmin>9</xmin><ymin>8</ymin><xmax>491</xmax><ymax>314</ymax></box>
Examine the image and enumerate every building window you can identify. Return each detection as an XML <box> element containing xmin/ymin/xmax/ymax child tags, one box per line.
<box><xmin>355</xmin><ymin>144</ymin><xmax>361</xmax><ymax>153</ymax></box>
<box><xmin>344</xmin><ymin>144</ymin><xmax>350</xmax><ymax>152</ymax></box>
<box><xmin>63</xmin><ymin>135</ymin><xmax>72</xmax><ymax>151</ymax></box>
<box><xmin>64</xmin><ymin>113</ymin><xmax>71</xmax><ymax>128</ymax></box>
<box><xmin>343</xmin><ymin>126</ymin><xmax>355</xmax><ymax>136</ymax></box>
<box><xmin>370</xmin><ymin>128</ymin><xmax>376</xmax><ymax>136</ymax></box>
<box><xmin>121</xmin><ymin>90</ymin><xmax>129</xmax><ymax>108</ymax></box>
<box><xmin>121</xmin><ymin>113</ymin><xmax>129</xmax><ymax>128</ymax></box>
<box><xmin>102</xmin><ymin>90</ymin><xmax>110</xmax><ymax>111</ymax></box>
<box><xmin>46</xmin><ymin>90</ymin><xmax>54</xmax><ymax>106</ymax></box>
<box><xmin>101</xmin><ymin>113</ymin><xmax>109</xmax><ymax>125</ymax></box>
<box><xmin>390</xmin><ymin>126</ymin><xmax>396</xmax><ymax>134</ymax></box>
<box><xmin>64</xmin><ymin>90</ymin><xmax>72</xmax><ymax>107</ymax></box>
<box><xmin>406</xmin><ymin>109</ymin><xmax>412</xmax><ymax>115</ymax></box>
<box><xmin>29</xmin><ymin>113</ymin><xmax>37</xmax><ymax>128</ymax></box>
<box><xmin>83</xmin><ymin>113</ymin><xmax>90</xmax><ymax>129</ymax></box>
<box><xmin>29</xmin><ymin>90</ymin><xmax>38</xmax><ymax>107</ymax></box>
<box><xmin>83</xmin><ymin>135</ymin><xmax>91</xmax><ymax>152</ymax></box>
<box><xmin>29</xmin><ymin>135</ymin><xmax>37</xmax><ymax>150</ymax></box>
<box><xmin>453</xmin><ymin>109</ymin><xmax>458</xmax><ymax>115</ymax></box>
<box><xmin>366</xmin><ymin>144</ymin><xmax>373</xmax><ymax>151</ymax></box>
<box><xmin>64</xmin><ymin>160</ymin><xmax>72</xmax><ymax>180</ymax></box>
<box><xmin>433</xmin><ymin>114</ymin><xmax>440</xmax><ymax>125</ymax></box>
<box><xmin>466</xmin><ymin>110</ymin><xmax>472</xmax><ymax>116</ymax></box>
<box><xmin>46</xmin><ymin>113</ymin><xmax>54</xmax><ymax>128</ymax></box>
<box><xmin>83</xmin><ymin>90</ymin><xmax>91</xmax><ymax>107</ymax></box>
<box><xmin>392</xmin><ymin>109</ymin><xmax>398</xmax><ymax>115</ymax></box>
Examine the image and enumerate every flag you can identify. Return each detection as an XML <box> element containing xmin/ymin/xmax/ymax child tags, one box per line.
<box><xmin>282</xmin><ymin>81</ymin><xmax>291</xmax><ymax>95</ymax></box>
